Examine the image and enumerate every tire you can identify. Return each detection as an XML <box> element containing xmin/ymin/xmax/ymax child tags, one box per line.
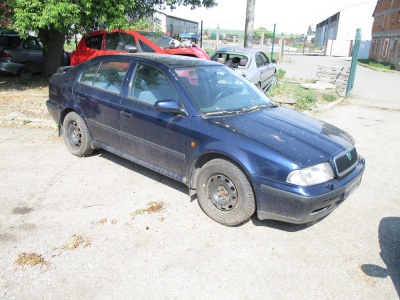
<box><xmin>196</xmin><ymin>159</ymin><xmax>255</xmax><ymax>226</ymax></box>
<box><xmin>63</xmin><ymin>112</ymin><xmax>93</xmax><ymax>157</ymax></box>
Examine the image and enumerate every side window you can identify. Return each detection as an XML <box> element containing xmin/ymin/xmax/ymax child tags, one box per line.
<box><xmin>138</xmin><ymin>39</ymin><xmax>156</xmax><ymax>53</ymax></box>
<box><xmin>79</xmin><ymin>63</ymin><xmax>101</xmax><ymax>86</ymax></box>
<box><xmin>106</xmin><ymin>32</ymin><xmax>136</xmax><ymax>50</ymax></box>
<box><xmin>261</xmin><ymin>52</ymin><xmax>270</xmax><ymax>64</ymax></box>
<box><xmin>79</xmin><ymin>60</ymin><xmax>131</xmax><ymax>94</ymax></box>
<box><xmin>85</xmin><ymin>34</ymin><xmax>103</xmax><ymax>50</ymax></box>
<box><xmin>23</xmin><ymin>38</ymin><xmax>42</xmax><ymax>50</ymax></box>
<box><xmin>130</xmin><ymin>64</ymin><xmax>179</xmax><ymax>105</ymax></box>
<box><xmin>255</xmin><ymin>53</ymin><xmax>264</xmax><ymax>68</ymax></box>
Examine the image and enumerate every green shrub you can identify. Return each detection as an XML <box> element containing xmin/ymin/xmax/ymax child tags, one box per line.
<box><xmin>277</xmin><ymin>68</ymin><xmax>286</xmax><ymax>79</ymax></box>
<box><xmin>358</xmin><ymin>59</ymin><xmax>395</xmax><ymax>70</ymax></box>
<box><xmin>295</xmin><ymin>87</ymin><xmax>317</xmax><ymax>111</ymax></box>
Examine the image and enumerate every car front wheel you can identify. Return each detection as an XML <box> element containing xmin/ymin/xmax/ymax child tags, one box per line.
<box><xmin>196</xmin><ymin>159</ymin><xmax>255</xmax><ymax>226</ymax></box>
<box><xmin>63</xmin><ymin>112</ymin><xmax>93</xmax><ymax>157</ymax></box>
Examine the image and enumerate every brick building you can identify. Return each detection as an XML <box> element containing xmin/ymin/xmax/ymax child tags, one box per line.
<box><xmin>370</xmin><ymin>0</ymin><xmax>400</xmax><ymax>70</ymax></box>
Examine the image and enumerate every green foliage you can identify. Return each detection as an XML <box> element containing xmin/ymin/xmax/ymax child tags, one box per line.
<box><xmin>294</xmin><ymin>88</ymin><xmax>317</xmax><ymax>111</ymax></box>
<box><xmin>277</xmin><ymin>69</ymin><xmax>286</xmax><ymax>79</ymax></box>
<box><xmin>358</xmin><ymin>59</ymin><xmax>395</xmax><ymax>70</ymax></box>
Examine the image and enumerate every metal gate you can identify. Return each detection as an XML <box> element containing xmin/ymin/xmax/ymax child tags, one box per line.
<box><xmin>345</xmin><ymin>28</ymin><xmax>361</xmax><ymax>97</ymax></box>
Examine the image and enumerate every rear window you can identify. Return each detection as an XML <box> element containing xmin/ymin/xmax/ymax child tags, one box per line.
<box><xmin>0</xmin><ymin>35</ymin><xmax>20</xmax><ymax>48</ymax></box>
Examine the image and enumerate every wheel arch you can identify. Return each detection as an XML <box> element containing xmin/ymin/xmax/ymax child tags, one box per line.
<box><xmin>190</xmin><ymin>151</ymin><xmax>257</xmax><ymax>205</ymax></box>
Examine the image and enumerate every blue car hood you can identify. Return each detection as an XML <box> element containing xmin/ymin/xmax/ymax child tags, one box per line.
<box><xmin>210</xmin><ymin>107</ymin><xmax>355</xmax><ymax>167</ymax></box>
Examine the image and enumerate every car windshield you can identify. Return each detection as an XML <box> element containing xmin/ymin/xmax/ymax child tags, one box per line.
<box><xmin>137</xmin><ymin>31</ymin><xmax>174</xmax><ymax>49</ymax></box>
<box><xmin>174</xmin><ymin>65</ymin><xmax>276</xmax><ymax>116</ymax></box>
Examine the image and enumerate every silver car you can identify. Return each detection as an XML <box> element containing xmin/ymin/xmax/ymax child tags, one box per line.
<box><xmin>210</xmin><ymin>47</ymin><xmax>277</xmax><ymax>91</ymax></box>
<box><xmin>0</xmin><ymin>33</ymin><xmax>69</xmax><ymax>75</ymax></box>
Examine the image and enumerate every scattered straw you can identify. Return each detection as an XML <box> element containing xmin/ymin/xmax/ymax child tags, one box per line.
<box><xmin>15</xmin><ymin>253</ymin><xmax>49</xmax><ymax>267</ymax></box>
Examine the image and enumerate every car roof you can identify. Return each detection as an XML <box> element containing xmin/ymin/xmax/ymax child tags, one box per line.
<box><xmin>86</xmin><ymin>53</ymin><xmax>219</xmax><ymax>68</ymax></box>
<box><xmin>213</xmin><ymin>47</ymin><xmax>261</xmax><ymax>55</ymax></box>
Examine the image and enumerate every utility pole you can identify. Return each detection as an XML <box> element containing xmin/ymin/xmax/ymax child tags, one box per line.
<box><xmin>244</xmin><ymin>0</ymin><xmax>255</xmax><ymax>48</ymax></box>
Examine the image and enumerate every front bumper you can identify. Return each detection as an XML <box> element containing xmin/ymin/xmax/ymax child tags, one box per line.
<box><xmin>256</xmin><ymin>158</ymin><xmax>365</xmax><ymax>224</ymax></box>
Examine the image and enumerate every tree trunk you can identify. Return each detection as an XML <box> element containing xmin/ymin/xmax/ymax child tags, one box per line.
<box><xmin>38</xmin><ymin>28</ymin><xmax>66</xmax><ymax>78</ymax></box>
<box><xmin>244</xmin><ymin>0</ymin><xmax>255</xmax><ymax>48</ymax></box>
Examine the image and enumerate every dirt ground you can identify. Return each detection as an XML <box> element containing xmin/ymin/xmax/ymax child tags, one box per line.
<box><xmin>0</xmin><ymin>75</ymin><xmax>51</xmax><ymax>121</ymax></box>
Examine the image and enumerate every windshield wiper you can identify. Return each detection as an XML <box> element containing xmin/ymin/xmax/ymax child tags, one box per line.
<box><xmin>204</xmin><ymin>110</ymin><xmax>241</xmax><ymax>116</ymax></box>
<box><xmin>241</xmin><ymin>103</ymin><xmax>277</xmax><ymax>112</ymax></box>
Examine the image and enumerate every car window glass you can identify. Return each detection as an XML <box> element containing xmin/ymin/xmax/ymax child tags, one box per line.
<box><xmin>105</xmin><ymin>32</ymin><xmax>136</xmax><ymax>50</ymax></box>
<box><xmin>138</xmin><ymin>39</ymin><xmax>156</xmax><ymax>52</ymax></box>
<box><xmin>79</xmin><ymin>60</ymin><xmax>131</xmax><ymax>94</ymax></box>
<box><xmin>85</xmin><ymin>34</ymin><xmax>103</xmax><ymax>50</ymax></box>
<box><xmin>255</xmin><ymin>53</ymin><xmax>264</xmax><ymax>68</ymax></box>
<box><xmin>137</xmin><ymin>31</ymin><xmax>174</xmax><ymax>48</ymax></box>
<box><xmin>23</xmin><ymin>38</ymin><xmax>42</xmax><ymax>50</ymax></box>
<box><xmin>260</xmin><ymin>52</ymin><xmax>270</xmax><ymax>64</ymax></box>
<box><xmin>130</xmin><ymin>64</ymin><xmax>179</xmax><ymax>105</ymax></box>
<box><xmin>175</xmin><ymin>65</ymin><xmax>273</xmax><ymax>114</ymax></box>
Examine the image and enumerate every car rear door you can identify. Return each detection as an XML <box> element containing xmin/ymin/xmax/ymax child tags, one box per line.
<box><xmin>72</xmin><ymin>60</ymin><xmax>131</xmax><ymax>148</ymax></box>
<box><xmin>119</xmin><ymin>63</ymin><xmax>191</xmax><ymax>178</ymax></box>
<box><xmin>255</xmin><ymin>52</ymin><xmax>274</xmax><ymax>89</ymax></box>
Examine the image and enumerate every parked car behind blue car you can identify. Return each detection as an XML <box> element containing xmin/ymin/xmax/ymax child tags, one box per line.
<box><xmin>46</xmin><ymin>53</ymin><xmax>365</xmax><ymax>226</ymax></box>
<box><xmin>210</xmin><ymin>47</ymin><xmax>278</xmax><ymax>91</ymax></box>
<box><xmin>0</xmin><ymin>33</ymin><xmax>70</xmax><ymax>76</ymax></box>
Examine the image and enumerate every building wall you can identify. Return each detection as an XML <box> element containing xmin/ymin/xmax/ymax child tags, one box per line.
<box><xmin>315</xmin><ymin>2</ymin><xmax>374</xmax><ymax>57</ymax></box>
<box><xmin>370</xmin><ymin>0</ymin><xmax>400</xmax><ymax>69</ymax></box>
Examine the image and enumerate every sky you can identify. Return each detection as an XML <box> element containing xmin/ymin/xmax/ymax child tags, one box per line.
<box><xmin>164</xmin><ymin>0</ymin><xmax>376</xmax><ymax>35</ymax></box>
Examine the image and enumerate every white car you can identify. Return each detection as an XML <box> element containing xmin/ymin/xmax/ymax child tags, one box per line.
<box><xmin>211</xmin><ymin>47</ymin><xmax>277</xmax><ymax>91</ymax></box>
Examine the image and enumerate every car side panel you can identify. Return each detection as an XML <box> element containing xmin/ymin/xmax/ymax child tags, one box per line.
<box><xmin>72</xmin><ymin>82</ymin><xmax>122</xmax><ymax>148</ymax></box>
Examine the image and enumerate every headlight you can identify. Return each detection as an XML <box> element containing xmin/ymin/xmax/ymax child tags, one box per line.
<box><xmin>286</xmin><ymin>162</ymin><xmax>334</xmax><ymax>186</ymax></box>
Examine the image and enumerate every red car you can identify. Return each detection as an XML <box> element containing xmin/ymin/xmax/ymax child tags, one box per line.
<box><xmin>70</xmin><ymin>29</ymin><xmax>209</xmax><ymax>65</ymax></box>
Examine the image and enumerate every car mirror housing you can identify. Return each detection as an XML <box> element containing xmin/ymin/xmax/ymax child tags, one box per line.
<box><xmin>154</xmin><ymin>100</ymin><xmax>184</xmax><ymax>115</ymax></box>
<box><xmin>125</xmin><ymin>44</ymin><xmax>138</xmax><ymax>53</ymax></box>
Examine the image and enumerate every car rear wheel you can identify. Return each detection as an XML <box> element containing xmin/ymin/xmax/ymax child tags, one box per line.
<box><xmin>63</xmin><ymin>112</ymin><xmax>93</xmax><ymax>157</ymax></box>
<box><xmin>269</xmin><ymin>74</ymin><xmax>278</xmax><ymax>89</ymax></box>
<box><xmin>196</xmin><ymin>159</ymin><xmax>255</xmax><ymax>226</ymax></box>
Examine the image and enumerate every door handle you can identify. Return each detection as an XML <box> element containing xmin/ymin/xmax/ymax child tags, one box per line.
<box><xmin>121</xmin><ymin>110</ymin><xmax>133</xmax><ymax>117</ymax></box>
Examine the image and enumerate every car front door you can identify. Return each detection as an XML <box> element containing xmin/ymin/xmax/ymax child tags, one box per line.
<box><xmin>119</xmin><ymin>63</ymin><xmax>191</xmax><ymax>179</ymax></box>
<box><xmin>72</xmin><ymin>60</ymin><xmax>131</xmax><ymax>148</ymax></box>
<box><xmin>255</xmin><ymin>52</ymin><xmax>274</xmax><ymax>89</ymax></box>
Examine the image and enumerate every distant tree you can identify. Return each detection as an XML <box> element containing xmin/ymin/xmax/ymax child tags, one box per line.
<box><xmin>10</xmin><ymin>0</ymin><xmax>217</xmax><ymax>77</ymax></box>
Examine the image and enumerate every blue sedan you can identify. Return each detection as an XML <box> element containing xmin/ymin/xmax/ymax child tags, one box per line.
<box><xmin>46</xmin><ymin>54</ymin><xmax>365</xmax><ymax>226</ymax></box>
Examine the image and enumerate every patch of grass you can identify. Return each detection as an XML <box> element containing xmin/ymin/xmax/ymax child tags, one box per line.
<box><xmin>294</xmin><ymin>87</ymin><xmax>317</xmax><ymax>111</ymax></box>
<box><xmin>358</xmin><ymin>59</ymin><xmax>395</xmax><ymax>71</ymax></box>
<box><xmin>267</xmin><ymin>81</ymin><xmax>339</xmax><ymax>111</ymax></box>
<box><xmin>322</xmin><ymin>93</ymin><xmax>337</xmax><ymax>102</ymax></box>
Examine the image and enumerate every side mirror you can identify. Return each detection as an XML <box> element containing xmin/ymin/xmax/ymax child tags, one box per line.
<box><xmin>125</xmin><ymin>44</ymin><xmax>138</xmax><ymax>53</ymax></box>
<box><xmin>272</xmin><ymin>59</ymin><xmax>277</xmax><ymax>64</ymax></box>
<box><xmin>154</xmin><ymin>100</ymin><xmax>185</xmax><ymax>115</ymax></box>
